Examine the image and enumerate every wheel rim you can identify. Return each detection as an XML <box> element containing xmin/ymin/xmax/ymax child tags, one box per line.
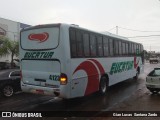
<box><xmin>3</xmin><ymin>86</ymin><xmax>14</xmax><ymax>97</ymax></box>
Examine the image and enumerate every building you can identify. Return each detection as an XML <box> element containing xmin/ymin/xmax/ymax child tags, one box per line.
<box><xmin>0</xmin><ymin>17</ymin><xmax>30</xmax><ymax>62</ymax></box>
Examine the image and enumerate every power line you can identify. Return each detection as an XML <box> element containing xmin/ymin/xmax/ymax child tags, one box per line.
<box><xmin>127</xmin><ymin>34</ymin><xmax>160</xmax><ymax>38</ymax></box>
<box><xmin>107</xmin><ymin>26</ymin><xmax>160</xmax><ymax>39</ymax></box>
<box><xmin>119</xmin><ymin>27</ymin><xmax>160</xmax><ymax>33</ymax></box>
<box><xmin>107</xmin><ymin>27</ymin><xmax>116</xmax><ymax>32</ymax></box>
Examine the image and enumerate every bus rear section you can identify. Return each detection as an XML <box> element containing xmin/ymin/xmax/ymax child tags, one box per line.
<box><xmin>20</xmin><ymin>25</ymin><xmax>68</xmax><ymax>98</ymax></box>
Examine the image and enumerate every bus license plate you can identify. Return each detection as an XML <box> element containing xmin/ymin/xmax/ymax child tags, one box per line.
<box><xmin>35</xmin><ymin>89</ymin><xmax>44</xmax><ymax>94</ymax></box>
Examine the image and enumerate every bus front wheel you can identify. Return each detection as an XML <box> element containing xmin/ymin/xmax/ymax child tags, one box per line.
<box><xmin>99</xmin><ymin>76</ymin><xmax>108</xmax><ymax>95</ymax></box>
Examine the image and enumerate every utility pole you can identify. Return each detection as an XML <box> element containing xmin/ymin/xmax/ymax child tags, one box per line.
<box><xmin>116</xmin><ymin>26</ymin><xmax>118</xmax><ymax>35</ymax></box>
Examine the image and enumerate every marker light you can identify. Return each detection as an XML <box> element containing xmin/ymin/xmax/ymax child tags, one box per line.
<box><xmin>60</xmin><ymin>73</ymin><xmax>68</xmax><ymax>85</ymax></box>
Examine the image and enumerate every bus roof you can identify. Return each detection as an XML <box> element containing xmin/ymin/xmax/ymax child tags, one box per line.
<box><xmin>21</xmin><ymin>23</ymin><xmax>142</xmax><ymax>45</ymax></box>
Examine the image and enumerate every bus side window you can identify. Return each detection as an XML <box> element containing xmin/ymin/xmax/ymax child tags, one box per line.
<box><xmin>136</xmin><ymin>44</ymin><xmax>139</xmax><ymax>55</ymax></box>
<box><xmin>76</xmin><ymin>31</ymin><xmax>83</xmax><ymax>57</ymax></box>
<box><xmin>90</xmin><ymin>34</ymin><xmax>97</xmax><ymax>57</ymax></box>
<box><xmin>114</xmin><ymin>40</ymin><xmax>119</xmax><ymax>56</ymax></box>
<box><xmin>138</xmin><ymin>44</ymin><xmax>141</xmax><ymax>54</ymax></box>
<box><xmin>134</xmin><ymin>43</ymin><xmax>137</xmax><ymax>55</ymax></box>
<box><xmin>97</xmin><ymin>36</ymin><xmax>103</xmax><ymax>57</ymax></box>
<box><xmin>132</xmin><ymin>43</ymin><xmax>134</xmax><ymax>55</ymax></box>
<box><xmin>109</xmin><ymin>39</ymin><xmax>113</xmax><ymax>56</ymax></box>
<box><xmin>122</xmin><ymin>42</ymin><xmax>126</xmax><ymax>55</ymax></box>
<box><xmin>118</xmin><ymin>40</ymin><xmax>122</xmax><ymax>56</ymax></box>
<box><xmin>70</xmin><ymin>29</ymin><xmax>77</xmax><ymax>57</ymax></box>
<box><xmin>83</xmin><ymin>33</ymin><xmax>90</xmax><ymax>57</ymax></box>
<box><xmin>103</xmin><ymin>37</ymin><xmax>109</xmax><ymax>56</ymax></box>
<box><xmin>126</xmin><ymin>43</ymin><xmax>129</xmax><ymax>55</ymax></box>
<box><xmin>129</xmin><ymin>43</ymin><xmax>132</xmax><ymax>55</ymax></box>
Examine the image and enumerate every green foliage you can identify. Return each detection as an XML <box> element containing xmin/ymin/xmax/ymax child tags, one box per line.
<box><xmin>0</xmin><ymin>36</ymin><xmax>19</xmax><ymax>66</ymax></box>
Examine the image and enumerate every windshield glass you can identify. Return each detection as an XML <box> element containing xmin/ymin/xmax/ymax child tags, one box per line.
<box><xmin>21</xmin><ymin>27</ymin><xmax>59</xmax><ymax>50</ymax></box>
<box><xmin>148</xmin><ymin>69</ymin><xmax>160</xmax><ymax>76</ymax></box>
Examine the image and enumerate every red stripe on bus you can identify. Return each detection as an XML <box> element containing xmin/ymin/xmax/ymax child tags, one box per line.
<box><xmin>73</xmin><ymin>60</ymin><xmax>99</xmax><ymax>95</ymax></box>
<box><xmin>89</xmin><ymin>59</ymin><xmax>105</xmax><ymax>75</ymax></box>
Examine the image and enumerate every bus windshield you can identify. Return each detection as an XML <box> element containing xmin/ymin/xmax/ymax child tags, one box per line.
<box><xmin>20</xmin><ymin>27</ymin><xmax>59</xmax><ymax>50</ymax></box>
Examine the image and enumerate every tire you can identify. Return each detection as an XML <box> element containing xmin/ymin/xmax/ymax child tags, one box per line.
<box><xmin>134</xmin><ymin>68</ymin><xmax>140</xmax><ymax>80</ymax></box>
<box><xmin>2</xmin><ymin>85</ymin><xmax>14</xmax><ymax>97</ymax></box>
<box><xmin>99</xmin><ymin>76</ymin><xmax>108</xmax><ymax>95</ymax></box>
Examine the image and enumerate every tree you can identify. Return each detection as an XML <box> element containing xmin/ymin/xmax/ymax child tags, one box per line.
<box><xmin>0</xmin><ymin>36</ymin><xmax>19</xmax><ymax>68</ymax></box>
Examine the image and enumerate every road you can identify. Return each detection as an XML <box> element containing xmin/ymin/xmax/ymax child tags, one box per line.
<box><xmin>0</xmin><ymin>62</ymin><xmax>157</xmax><ymax>119</ymax></box>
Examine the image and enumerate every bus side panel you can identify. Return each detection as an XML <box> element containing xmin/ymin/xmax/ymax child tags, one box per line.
<box><xmin>70</xmin><ymin>58</ymin><xmax>103</xmax><ymax>98</ymax></box>
<box><xmin>70</xmin><ymin>56</ymin><xmax>141</xmax><ymax>98</ymax></box>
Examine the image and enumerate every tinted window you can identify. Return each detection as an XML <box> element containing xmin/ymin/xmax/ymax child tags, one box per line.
<box><xmin>132</xmin><ymin>43</ymin><xmax>134</xmax><ymax>54</ymax></box>
<box><xmin>69</xmin><ymin>28</ymin><xmax>143</xmax><ymax>58</ymax></box>
<box><xmin>83</xmin><ymin>33</ymin><xmax>90</xmax><ymax>56</ymax></box>
<box><xmin>129</xmin><ymin>43</ymin><xmax>132</xmax><ymax>54</ymax></box>
<box><xmin>109</xmin><ymin>39</ymin><xmax>113</xmax><ymax>56</ymax></box>
<box><xmin>10</xmin><ymin>71</ymin><xmax>20</xmax><ymax>77</ymax></box>
<box><xmin>118</xmin><ymin>41</ymin><xmax>122</xmax><ymax>55</ymax></box>
<box><xmin>97</xmin><ymin>36</ymin><xmax>103</xmax><ymax>56</ymax></box>
<box><xmin>70</xmin><ymin>30</ymin><xmax>77</xmax><ymax>57</ymax></box>
<box><xmin>126</xmin><ymin>43</ymin><xmax>129</xmax><ymax>55</ymax></box>
<box><xmin>140</xmin><ymin>45</ymin><xmax>143</xmax><ymax>52</ymax></box>
<box><xmin>122</xmin><ymin>42</ymin><xmax>126</xmax><ymax>55</ymax></box>
<box><xmin>103</xmin><ymin>37</ymin><xmax>109</xmax><ymax>56</ymax></box>
<box><xmin>148</xmin><ymin>69</ymin><xmax>160</xmax><ymax>76</ymax></box>
<box><xmin>76</xmin><ymin>31</ymin><xmax>83</xmax><ymax>57</ymax></box>
<box><xmin>114</xmin><ymin>40</ymin><xmax>119</xmax><ymax>55</ymax></box>
<box><xmin>134</xmin><ymin>44</ymin><xmax>137</xmax><ymax>54</ymax></box>
<box><xmin>138</xmin><ymin>44</ymin><xmax>141</xmax><ymax>53</ymax></box>
<box><xmin>90</xmin><ymin>34</ymin><xmax>97</xmax><ymax>56</ymax></box>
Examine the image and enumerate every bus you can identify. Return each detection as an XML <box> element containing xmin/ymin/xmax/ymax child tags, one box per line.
<box><xmin>20</xmin><ymin>23</ymin><xmax>144</xmax><ymax>99</ymax></box>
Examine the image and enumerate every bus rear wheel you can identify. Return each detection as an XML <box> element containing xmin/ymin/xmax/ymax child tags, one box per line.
<box><xmin>99</xmin><ymin>76</ymin><xmax>108</xmax><ymax>95</ymax></box>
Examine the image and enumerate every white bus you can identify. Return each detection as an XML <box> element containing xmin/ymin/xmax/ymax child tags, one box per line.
<box><xmin>20</xmin><ymin>23</ymin><xmax>144</xmax><ymax>99</ymax></box>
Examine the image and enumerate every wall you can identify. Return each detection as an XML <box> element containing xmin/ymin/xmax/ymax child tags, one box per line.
<box><xmin>0</xmin><ymin>17</ymin><xmax>30</xmax><ymax>62</ymax></box>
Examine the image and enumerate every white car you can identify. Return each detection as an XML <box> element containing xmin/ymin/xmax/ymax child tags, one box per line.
<box><xmin>146</xmin><ymin>68</ymin><xmax>160</xmax><ymax>94</ymax></box>
<box><xmin>149</xmin><ymin>58</ymin><xmax>159</xmax><ymax>64</ymax></box>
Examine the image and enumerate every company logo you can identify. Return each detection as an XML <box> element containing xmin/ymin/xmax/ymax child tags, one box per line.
<box><xmin>110</xmin><ymin>61</ymin><xmax>133</xmax><ymax>75</ymax></box>
<box><xmin>73</xmin><ymin>59</ymin><xmax>105</xmax><ymax>95</ymax></box>
<box><xmin>24</xmin><ymin>51</ymin><xmax>54</xmax><ymax>59</ymax></box>
<box><xmin>0</xmin><ymin>27</ymin><xmax>6</xmax><ymax>36</ymax></box>
<box><xmin>28</xmin><ymin>32</ymin><xmax>49</xmax><ymax>43</ymax></box>
<box><xmin>110</xmin><ymin>56</ymin><xmax>140</xmax><ymax>75</ymax></box>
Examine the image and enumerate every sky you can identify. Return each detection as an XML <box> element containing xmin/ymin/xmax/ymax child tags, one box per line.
<box><xmin>0</xmin><ymin>0</ymin><xmax>160</xmax><ymax>52</ymax></box>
